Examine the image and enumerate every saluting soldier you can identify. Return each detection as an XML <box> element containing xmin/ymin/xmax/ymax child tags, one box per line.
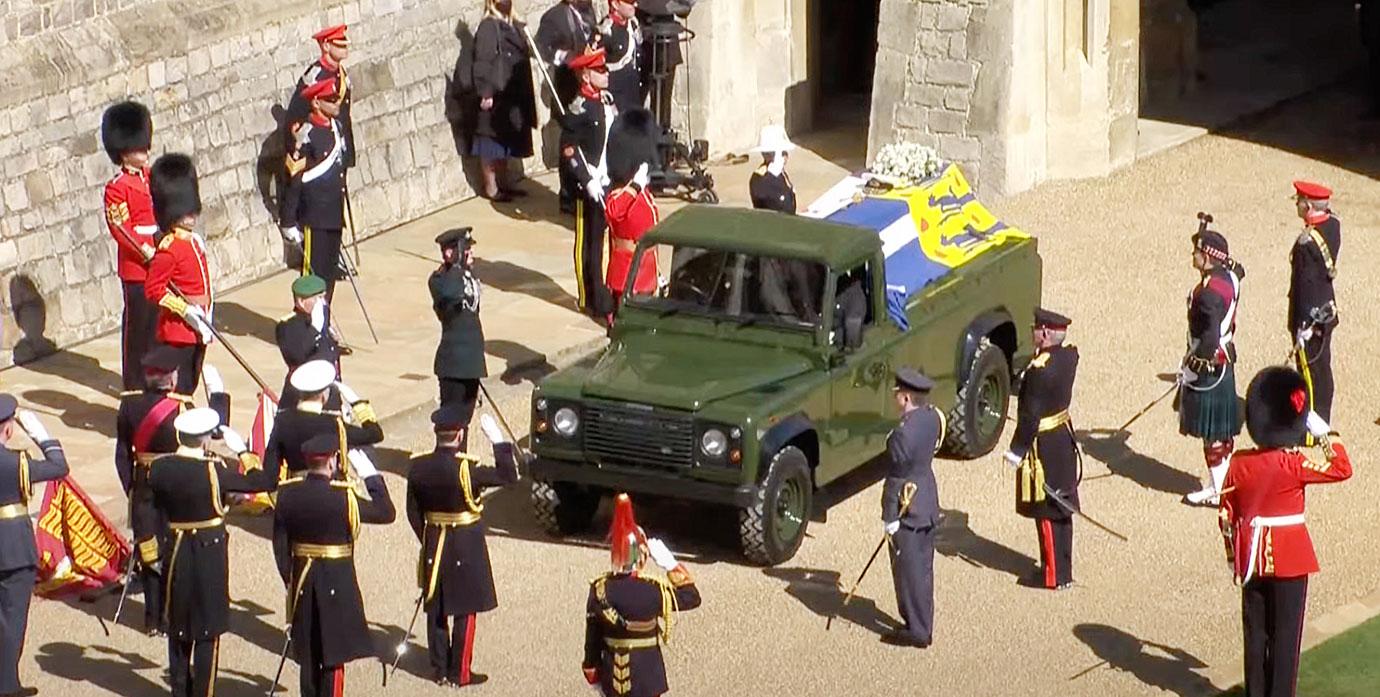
<box><xmin>273</xmin><ymin>432</ymin><xmax>394</xmax><ymax>697</ymax></box>
<box><xmin>1180</xmin><ymin>218</ymin><xmax>1245</xmax><ymax>507</ymax></box>
<box><xmin>747</xmin><ymin>125</ymin><xmax>798</xmax><ymax>215</ymax></box>
<box><xmin>101</xmin><ymin>101</ymin><xmax>161</xmax><ymax>390</ymax></box>
<box><xmin>275</xmin><ymin>274</ymin><xmax>345</xmax><ymax>411</ymax></box>
<box><xmin>281</xmin><ymin>78</ymin><xmax>350</xmax><ymax>308</ymax></box>
<box><xmin>600</xmin><ymin>0</ymin><xmax>644</xmax><ymax>112</ymax></box>
<box><xmin>264</xmin><ymin>360</ymin><xmax>381</xmax><ymax>487</ymax></box>
<box><xmin>1287</xmin><ymin>181</ymin><xmax>1341</xmax><ymax>423</ymax></box>
<box><xmin>603</xmin><ymin>108</ymin><xmax>660</xmax><ymax>310</ymax></box>
<box><xmin>881</xmin><ymin>368</ymin><xmax>944</xmax><ymax>648</ymax></box>
<box><xmin>560</xmin><ymin>46</ymin><xmax>618</xmax><ymax>323</ymax></box>
<box><xmin>1218</xmin><ymin>367</ymin><xmax>1352</xmax><ymax>697</ymax></box>
<box><xmin>1002</xmin><ymin>309</ymin><xmax>1081</xmax><ymax>590</ymax></box>
<box><xmin>430</xmin><ymin>228</ymin><xmax>487</xmax><ymax>447</ymax></box>
<box><xmin>147</xmin><ymin>408</ymin><xmax>273</xmax><ymax>697</ymax></box>
<box><xmin>406</xmin><ymin>411</ymin><xmax>520</xmax><ymax>687</ymax></box>
<box><xmin>582</xmin><ymin>494</ymin><xmax>700</xmax><ymax>697</ymax></box>
<box><xmin>0</xmin><ymin>397</ymin><xmax>68</xmax><ymax>697</ymax></box>
<box><xmin>287</xmin><ymin>25</ymin><xmax>355</xmax><ymax>170</ymax></box>
<box><xmin>535</xmin><ymin>0</ymin><xmax>598</xmax><ymax>214</ymax></box>
<box><xmin>145</xmin><ymin>154</ymin><xmax>215</xmax><ymax>395</ymax></box>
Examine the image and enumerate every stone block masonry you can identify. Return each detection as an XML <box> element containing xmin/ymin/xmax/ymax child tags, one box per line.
<box><xmin>0</xmin><ymin>0</ymin><xmax>541</xmax><ymax>367</ymax></box>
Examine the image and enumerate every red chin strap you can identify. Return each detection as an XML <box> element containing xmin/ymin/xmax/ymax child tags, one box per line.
<box><xmin>1304</xmin><ymin>208</ymin><xmax>1330</xmax><ymax>226</ymax></box>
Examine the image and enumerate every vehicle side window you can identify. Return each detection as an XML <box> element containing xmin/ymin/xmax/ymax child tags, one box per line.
<box><xmin>833</xmin><ymin>263</ymin><xmax>873</xmax><ymax>348</ymax></box>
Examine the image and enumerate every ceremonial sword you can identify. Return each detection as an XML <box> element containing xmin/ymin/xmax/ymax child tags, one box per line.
<box><xmin>336</xmin><ymin>251</ymin><xmax>379</xmax><ymax>344</ymax></box>
<box><xmin>520</xmin><ymin>26</ymin><xmax>607</xmax><ymax>209</ymax></box>
<box><xmin>385</xmin><ymin>593</ymin><xmax>426</xmax><ymax>686</ymax></box>
<box><xmin>827</xmin><ymin>481</ymin><xmax>917</xmax><ymax>631</ymax></box>
<box><xmin>1041</xmin><ymin>483</ymin><xmax>1129</xmax><ymax>542</ymax></box>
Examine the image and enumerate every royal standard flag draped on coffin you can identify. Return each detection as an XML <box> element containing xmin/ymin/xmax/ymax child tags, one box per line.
<box><xmin>804</xmin><ymin>164</ymin><xmax>1030</xmax><ymax>329</ymax></box>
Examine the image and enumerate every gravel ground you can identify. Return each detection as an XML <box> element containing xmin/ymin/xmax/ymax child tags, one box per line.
<box><xmin>22</xmin><ymin>82</ymin><xmax>1380</xmax><ymax>697</ymax></box>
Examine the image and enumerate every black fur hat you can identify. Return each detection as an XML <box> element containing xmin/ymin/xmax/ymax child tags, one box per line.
<box><xmin>606</xmin><ymin>108</ymin><xmax>660</xmax><ymax>186</ymax></box>
<box><xmin>150</xmin><ymin>154</ymin><xmax>201</xmax><ymax>231</ymax></box>
<box><xmin>1244</xmin><ymin>366</ymin><xmax>1309</xmax><ymax>449</ymax></box>
<box><xmin>100</xmin><ymin>101</ymin><xmax>153</xmax><ymax>165</ymax></box>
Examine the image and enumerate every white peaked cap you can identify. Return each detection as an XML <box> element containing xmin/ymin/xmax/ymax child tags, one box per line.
<box><xmin>174</xmin><ymin>407</ymin><xmax>221</xmax><ymax>436</ymax></box>
<box><xmin>753</xmin><ymin>124</ymin><xmax>796</xmax><ymax>153</ymax></box>
<box><xmin>290</xmin><ymin>360</ymin><xmax>336</xmax><ymax>393</ymax></box>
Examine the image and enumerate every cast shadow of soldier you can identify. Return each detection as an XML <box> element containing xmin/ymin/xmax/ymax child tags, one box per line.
<box><xmin>254</xmin><ymin>104</ymin><xmax>305</xmax><ymax>271</ymax></box>
<box><xmin>761</xmin><ymin>567</ymin><xmax>898</xmax><ymax>637</ymax></box>
<box><xmin>36</xmin><ymin>641</ymin><xmax>268</xmax><ymax>696</ymax></box>
<box><xmin>470</xmin><ymin>257</ymin><xmax>580</xmax><ymax>316</ymax></box>
<box><xmin>1077</xmin><ymin>426</ymin><xmax>1201</xmax><ymax>497</ymax></box>
<box><xmin>1071</xmin><ymin>623</ymin><xmax>1217</xmax><ymax>697</ymax></box>
<box><xmin>212</xmin><ymin>301</ymin><xmax>281</xmax><ymax>346</ymax></box>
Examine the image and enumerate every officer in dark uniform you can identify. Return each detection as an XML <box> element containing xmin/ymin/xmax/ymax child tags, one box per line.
<box><xmin>148</xmin><ymin>408</ymin><xmax>274</xmax><ymax>697</ymax></box>
<box><xmin>275</xmin><ymin>274</ymin><xmax>343</xmax><ymax>411</ymax></box>
<box><xmin>1002</xmin><ymin>309</ymin><xmax>1081</xmax><ymax>590</ymax></box>
<box><xmin>406</xmin><ymin>410</ymin><xmax>520</xmax><ymax>687</ymax></box>
<box><xmin>881</xmin><ymin>368</ymin><xmax>944</xmax><ymax>648</ymax></box>
<box><xmin>0</xmin><ymin>396</ymin><xmax>67</xmax><ymax>697</ymax></box>
<box><xmin>281</xmin><ymin>78</ymin><xmax>349</xmax><ymax>308</ymax></box>
<box><xmin>582</xmin><ymin>494</ymin><xmax>700</xmax><ymax>697</ymax></box>
<box><xmin>747</xmin><ymin>125</ymin><xmax>797</xmax><ymax>215</ymax></box>
<box><xmin>264</xmin><ymin>360</ymin><xmax>382</xmax><ymax>487</ymax></box>
<box><xmin>600</xmin><ymin>0</ymin><xmax>644</xmax><ymax>112</ymax></box>
<box><xmin>274</xmin><ymin>432</ymin><xmax>394</xmax><ymax>697</ymax></box>
<box><xmin>560</xmin><ymin>47</ymin><xmax>618</xmax><ymax>322</ymax></box>
<box><xmin>430</xmin><ymin>228</ymin><xmax>487</xmax><ymax>446</ymax></box>
<box><xmin>1288</xmin><ymin>181</ymin><xmax>1341</xmax><ymax>422</ymax></box>
<box><xmin>287</xmin><ymin>24</ymin><xmax>355</xmax><ymax>169</ymax></box>
<box><xmin>535</xmin><ymin>0</ymin><xmax>598</xmax><ymax>213</ymax></box>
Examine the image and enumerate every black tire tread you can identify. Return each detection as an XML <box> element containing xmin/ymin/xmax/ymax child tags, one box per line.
<box><xmin>944</xmin><ymin>337</ymin><xmax>1010</xmax><ymax>459</ymax></box>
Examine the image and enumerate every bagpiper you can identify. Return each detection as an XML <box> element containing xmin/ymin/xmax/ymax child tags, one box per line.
<box><xmin>747</xmin><ymin>125</ymin><xmax>798</xmax><ymax>215</ymax></box>
<box><xmin>599</xmin><ymin>0</ymin><xmax>644</xmax><ymax>112</ymax></box>
<box><xmin>582</xmin><ymin>494</ymin><xmax>700</xmax><ymax>697</ymax></box>
<box><xmin>0</xmin><ymin>397</ymin><xmax>68</xmax><ymax>697</ymax></box>
<box><xmin>286</xmin><ymin>24</ymin><xmax>355</xmax><ymax>170</ymax></box>
<box><xmin>560</xmin><ymin>46</ymin><xmax>618</xmax><ymax>323</ymax></box>
<box><xmin>430</xmin><ymin>228</ymin><xmax>487</xmax><ymax>447</ymax></box>
<box><xmin>534</xmin><ymin>0</ymin><xmax>598</xmax><ymax>214</ymax></box>
<box><xmin>101</xmin><ymin>101</ymin><xmax>160</xmax><ymax>390</ymax></box>
<box><xmin>603</xmin><ymin>108</ymin><xmax>660</xmax><ymax>310</ymax></box>
<box><xmin>1002</xmin><ymin>309</ymin><xmax>1081</xmax><ymax>590</ymax></box>
<box><xmin>405</xmin><ymin>410</ymin><xmax>520</xmax><ymax>687</ymax></box>
<box><xmin>275</xmin><ymin>274</ymin><xmax>344</xmax><ymax>411</ymax></box>
<box><xmin>147</xmin><ymin>408</ymin><xmax>273</xmax><ymax>697</ymax></box>
<box><xmin>264</xmin><ymin>361</ymin><xmax>381</xmax><ymax>487</ymax></box>
<box><xmin>281</xmin><ymin>78</ymin><xmax>350</xmax><ymax>308</ymax></box>
<box><xmin>1218</xmin><ymin>366</ymin><xmax>1352</xmax><ymax>697</ymax></box>
<box><xmin>1287</xmin><ymin>181</ymin><xmax>1341</xmax><ymax>423</ymax></box>
<box><xmin>882</xmin><ymin>368</ymin><xmax>944</xmax><ymax>647</ymax></box>
<box><xmin>145</xmin><ymin>154</ymin><xmax>214</xmax><ymax>395</ymax></box>
<box><xmin>273</xmin><ymin>431</ymin><xmax>394</xmax><ymax>697</ymax></box>
<box><xmin>1180</xmin><ymin>217</ymin><xmax>1245</xmax><ymax>507</ymax></box>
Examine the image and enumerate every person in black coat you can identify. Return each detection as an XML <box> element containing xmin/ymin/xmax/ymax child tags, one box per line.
<box><xmin>285</xmin><ymin>25</ymin><xmax>355</xmax><ymax>170</ymax></box>
<box><xmin>600</xmin><ymin>0</ymin><xmax>644</xmax><ymax>112</ymax></box>
<box><xmin>274</xmin><ymin>431</ymin><xmax>394</xmax><ymax>697</ymax></box>
<box><xmin>275</xmin><ymin>275</ymin><xmax>346</xmax><ymax>412</ymax></box>
<box><xmin>281</xmin><ymin>78</ymin><xmax>349</xmax><ymax>308</ymax></box>
<box><xmin>560</xmin><ymin>46</ymin><xmax>618</xmax><ymax>322</ymax></box>
<box><xmin>430</xmin><ymin>228</ymin><xmax>488</xmax><ymax>446</ymax></box>
<box><xmin>535</xmin><ymin>0</ymin><xmax>598</xmax><ymax>214</ymax></box>
<box><xmin>406</xmin><ymin>410</ymin><xmax>520</xmax><ymax>687</ymax></box>
<box><xmin>1002</xmin><ymin>309</ymin><xmax>1081</xmax><ymax>590</ymax></box>
<box><xmin>148</xmin><ymin>408</ymin><xmax>274</xmax><ymax>697</ymax></box>
<box><xmin>265</xmin><ymin>361</ymin><xmax>382</xmax><ymax>488</ymax></box>
<box><xmin>880</xmin><ymin>369</ymin><xmax>944</xmax><ymax>649</ymax></box>
<box><xmin>1288</xmin><ymin>181</ymin><xmax>1341</xmax><ymax>423</ymax></box>
<box><xmin>0</xmin><ymin>396</ymin><xmax>68</xmax><ymax>697</ymax></box>
<box><xmin>469</xmin><ymin>0</ymin><xmax>538</xmax><ymax>201</ymax></box>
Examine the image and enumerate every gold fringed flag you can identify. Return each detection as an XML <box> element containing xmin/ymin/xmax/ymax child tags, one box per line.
<box><xmin>232</xmin><ymin>391</ymin><xmax>277</xmax><ymax>514</ymax></box>
<box><xmin>34</xmin><ymin>475</ymin><xmax>130</xmax><ymax>598</ymax></box>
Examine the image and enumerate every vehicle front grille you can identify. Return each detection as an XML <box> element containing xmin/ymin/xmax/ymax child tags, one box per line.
<box><xmin>584</xmin><ymin>400</ymin><xmax>695</xmax><ymax>469</ymax></box>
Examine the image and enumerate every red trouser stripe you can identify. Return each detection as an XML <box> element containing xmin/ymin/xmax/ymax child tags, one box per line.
<box><xmin>458</xmin><ymin>613</ymin><xmax>476</xmax><ymax>684</ymax></box>
<box><xmin>1040</xmin><ymin>519</ymin><xmax>1056</xmax><ymax>589</ymax></box>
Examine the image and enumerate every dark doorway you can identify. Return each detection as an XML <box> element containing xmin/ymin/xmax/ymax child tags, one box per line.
<box><xmin>813</xmin><ymin>0</ymin><xmax>881</xmax><ymax>125</ymax></box>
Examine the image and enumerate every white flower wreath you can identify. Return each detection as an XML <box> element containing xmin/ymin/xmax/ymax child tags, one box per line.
<box><xmin>869</xmin><ymin>142</ymin><xmax>944</xmax><ymax>185</ymax></box>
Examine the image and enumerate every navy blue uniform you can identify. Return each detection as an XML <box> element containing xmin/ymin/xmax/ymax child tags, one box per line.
<box><xmin>882</xmin><ymin>404</ymin><xmax>943</xmax><ymax>646</ymax></box>
<box><xmin>583</xmin><ymin>572</ymin><xmax>700</xmax><ymax>696</ymax></box>
<box><xmin>264</xmin><ymin>402</ymin><xmax>382</xmax><ymax>488</ymax></box>
<box><xmin>274</xmin><ymin>310</ymin><xmax>341</xmax><ymax>411</ymax></box>
<box><xmin>1288</xmin><ymin>216</ymin><xmax>1341</xmax><ymax>420</ymax></box>
<box><xmin>559</xmin><ymin>93</ymin><xmax>616</xmax><ymax>318</ymax></box>
<box><xmin>0</xmin><ymin>436</ymin><xmax>68</xmax><ymax>694</ymax></box>
<box><xmin>282</xmin><ymin>116</ymin><xmax>348</xmax><ymax>298</ymax></box>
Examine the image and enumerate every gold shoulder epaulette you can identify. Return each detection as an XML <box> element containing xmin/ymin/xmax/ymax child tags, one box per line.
<box><xmin>453</xmin><ymin>452</ymin><xmax>481</xmax><ymax>463</ymax></box>
<box><xmin>1028</xmin><ymin>353</ymin><xmax>1051</xmax><ymax>369</ymax></box>
<box><xmin>278</xmin><ymin>313</ymin><xmax>296</xmax><ymax>323</ymax></box>
<box><xmin>169</xmin><ymin>392</ymin><xmax>195</xmax><ymax>403</ymax></box>
<box><xmin>279</xmin><ymin>476</ymin><xmax>305</xmax><ymax>487</ymax></box>
<box><xmin>157</xmin><ymin>234</ymin><xmax>174</xmax><ymax>250</ymax></box>
<box><xmin>119</xmin><ymin>390</ymin><xmax>142</xmax><ymax>398</ymax></box>
<box><xmin>329</xmin><ymin>480</ymin><xmax>355</xmax><ymax>489</ymax></box>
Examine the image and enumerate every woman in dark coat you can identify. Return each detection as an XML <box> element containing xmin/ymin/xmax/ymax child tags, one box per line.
<box><xmin>470</xmin><ymin>0</ymin><xmax>538</xmax><ymax>201</ymax></box>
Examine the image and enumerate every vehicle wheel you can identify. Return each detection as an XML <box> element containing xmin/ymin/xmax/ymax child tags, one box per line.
<box><xmin>531</xmin><ymin>480</ymin><xmax>600</xmax><ymax>535</ymax></box>
<box><xmin>695</xmin><ymin>189</ymin><xmax>719</xmax><ymax>205</ymax></box>
<box><xmin>944</xmin><ymin>337</ymin><xmax>1011</xmax><ymax>459</ymax></box>
<box><xmin>739</xmin><ymin>445</ymin><xmax>812</xmax><ymax>565</ymax></box>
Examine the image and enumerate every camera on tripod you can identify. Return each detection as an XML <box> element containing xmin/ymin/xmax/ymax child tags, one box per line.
<box><xmin>639</xmin><ymin>0</ymin><xmax>717</xmax><ymax>203</ymax></box>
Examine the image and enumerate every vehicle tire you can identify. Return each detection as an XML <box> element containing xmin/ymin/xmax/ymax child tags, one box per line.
<box><xmin>944</xmin><ymin>337</ymin><xmax>1011</xmax><ymax>459</ymax></box>
<box><xmin>739</xmin><ymin>445</ymin><xmax>812</xmax><ymax>565</ymax></box>
<box><xmin>531</xmin><ymin>480</ymin><xmax>600</xmax><ymax>536</ymax></box>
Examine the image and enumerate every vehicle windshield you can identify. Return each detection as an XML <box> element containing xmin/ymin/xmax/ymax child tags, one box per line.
<box><xmin>627</xmin><ymin>245</ymin><xmax>825</xmax><ymax>328</ymax></box>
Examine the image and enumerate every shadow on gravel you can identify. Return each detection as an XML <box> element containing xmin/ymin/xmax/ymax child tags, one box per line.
<box><xmin>21</xmin><ymin>387</ymin><xmax>117</xmax><ymax>438</ymax></box>
<box><xmin>935</xmin><ymin>508</ymin><xmax>1038</xmax><ymax>581</ymax></box>
<box><xmin>1077</xmin><ymin>428</ymin><xmax>1201</xmax><ymax>497</ymax></box>
<box><xmin>35</xmin><ymin>641</ymin><xmax>264</xmax><ymax>696</ymax></box>
<box><xmin>470</xmin><ymin>257</ymin><xmax>579</xmax><ymax>313</ymax></box>
<box><xmin>1071</xmin><ymin>624</ymin><xmax>1216</xmax><ymax>696</ymax></box>
<box><xmin>761</xmin><ymin>567</ymin><xmax>899</xmax><ymax>637</ymax></box>
<box><xmin>214</xmin><ymin>301</ymin><xmax>281</xmax><ymax>345</ymax></box>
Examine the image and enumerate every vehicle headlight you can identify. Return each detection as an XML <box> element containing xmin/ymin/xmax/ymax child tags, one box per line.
<box><xmin>700</xmin><ymin>429</ymin><xmax>727</xmax><ymax>457</ymax></box>
<box><xmin>553</xmin><ymin>407</ymin><xmax>580</xmax><ymax>437</ymax></box>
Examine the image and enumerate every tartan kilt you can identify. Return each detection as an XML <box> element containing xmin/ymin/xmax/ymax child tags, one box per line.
<box><xmin>1178</xmin><ymin>362</ymin><xmax>1241</xmax><ymax>441</ymax></box>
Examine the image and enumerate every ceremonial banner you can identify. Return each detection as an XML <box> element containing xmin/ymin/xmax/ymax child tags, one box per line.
<box><xmin>235</xmin><ymin>391</ymin><xmax>278</xmax><ymax>514</ymax></box>
<box><xmin>34</xmin><ymin>476</ymin><xmax>130</xmax><ymax>599</ymax></box>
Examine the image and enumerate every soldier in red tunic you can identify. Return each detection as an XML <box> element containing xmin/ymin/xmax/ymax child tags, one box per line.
<box><xmin>101</xmin><ymin>101</ymin><xmax>160</xmax><ymax>390</ymax></box>
<box><xmin>145</xmin><ymin>154</ymin><xmax>214</xmax><ymax>394</ymax></box>
<box><xmin>603</xmin><ymin>108</ymin><xmax>660</xmax><ymax>311</ymax></box>
<box><xmin>1218</xmin><ymin>366</ymin><xmax>1352</xmax><ymax>697</ymax></box>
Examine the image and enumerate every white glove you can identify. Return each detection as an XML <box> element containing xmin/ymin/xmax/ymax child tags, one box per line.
<box><xmin>201</xmin><ymin>364</ymin><xmax>224</xmax><ymax>395</ymax></box>
<box><xmin>1306</xmin><ymin>411</ymin><xmax>1331</xmax><ymax>438</ymax></box>
<box><xmin>1002</xmin><ymin>450</ymin><xmax>1022</xmax><ymax>468</ymax></box>
<box><xmin>883</xmin><ymin>520</ymin><xmax>900</xmax><ymax>536</ymax></box>
<box><xmin>220</xmin><ymin>427</ymin><xmax>248</xmax><ymax>455</ymax></box>
<box><xmin>585</xmin><ymin>179</ymin><xmax>605</xmax><ymax>201</ymax></box>
<box><xmin>554</xmin><ymin>49</ymin><xmax>569</xmax><ymax>65</ymax></box>
<box><xmin>645</xmin><ymin>537</ymin><xmax>678</xmax><ymax>571</ymax></box>
<box><xmin>335</xmin><ymin>381</ymin><xmax>361</xmax><ymax>405</ymax></box>
<box><xmin>184</xmin><ymin>306</ymin><xmax>214</xmax><ymax>344</ymax></box>
<box><xmin>632</xmin><ymin>162</ymin><xmax>651</xmax><ymax>189</ymax></box>
<box><xmin>281</xmin><ymin>226</ymin><xmax>303</xmax><ymax>245</ymax></box>
<box><xmin>480</xmin><ymin>413</ymin><xmax>507</xmax><ymax>445</ymax></box>
<box><xmin>310</xmin><ymin>300</ymin><xmax>327</xmax><ymax>332</ymax></box>
<box><xmin>767</xmin><ymin>152</ymin><xmax>786</xmax><ymax>176</ymax></box>
<box><xmin>15</xmin><ymin>410</ymin><xmax>51</xmax><ymax>442</ymax></box>
<box><xmin>1178</xmin><ymin>366</ymin><xmax>1198</xmax><ymax>385</ymax></box>
<box><xmin>347</xmin><ymin>448</ymin><xmax>379</xmax><ymax>478</ymax></box>
<box><xmin>1296</xmin><ymin>326</ymin><xmax>1314</xmax><ymax>345</ymax></box>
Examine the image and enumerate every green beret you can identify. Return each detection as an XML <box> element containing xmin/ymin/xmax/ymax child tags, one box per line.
<box><xmin>291</xmin><ymin>274</ymin><xmax>327</xmax><ymax>298</ymax></box>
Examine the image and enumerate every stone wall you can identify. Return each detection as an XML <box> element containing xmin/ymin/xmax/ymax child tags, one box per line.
<box><xmin>0</xmin><ymin>0</ymin><xmax>517</xmax><ymax>367</ymax></box>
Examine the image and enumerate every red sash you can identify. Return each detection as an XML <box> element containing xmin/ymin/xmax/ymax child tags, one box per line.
<box><xmin>133</xmin><ymin>397</ymin><xmax>181</xmax><ymax>452</ymax></box>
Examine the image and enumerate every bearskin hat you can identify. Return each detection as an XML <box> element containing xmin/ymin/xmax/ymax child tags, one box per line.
<box><xmin>150</xmin><ymin>154</ymin><xmax>202</xmax><ymax>232</ymax></box>
<box><xmin>607</xmin><ymin>108</ymin><xmax>661</xmax><ymax>187</ymax></box>
<box><xmin>1244</xmin><ymin>366</ymin><xmax>1309</xmax><ymax>449</ymax></box>
<box><xmin>100</xmin><ymin>101</ymin><xmax>153</xmax><ymax>165</ymax></box>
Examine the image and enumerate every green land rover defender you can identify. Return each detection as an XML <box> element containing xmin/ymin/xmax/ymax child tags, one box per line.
<box><xmin>528</xmin><ymin>205</ymin><xmax>1041</xmax><ymax>564</ymax></box>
